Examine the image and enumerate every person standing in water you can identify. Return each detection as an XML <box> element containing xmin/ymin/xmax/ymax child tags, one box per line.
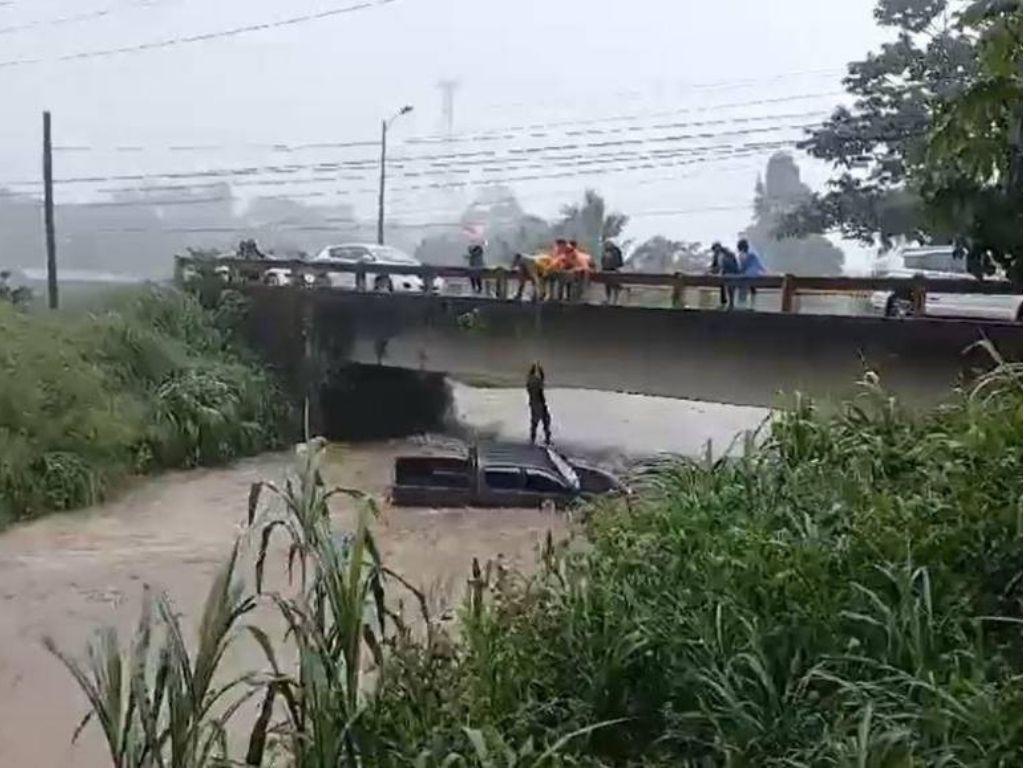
<box><xmin>526</xmin><ymin>362</ymin><xmax>552</xmax><ymax>445</ymax></box>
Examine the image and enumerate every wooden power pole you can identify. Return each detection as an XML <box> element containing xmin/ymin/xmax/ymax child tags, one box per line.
<box><xmin>43</xmin><ymin>110</ymin><xmax>58</xmax><ymax>309</ymax></box>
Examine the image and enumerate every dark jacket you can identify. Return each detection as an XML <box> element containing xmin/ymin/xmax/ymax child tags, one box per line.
<box><xmin>527</xmin><ymin>370</ymin><xmax>546</xmax><ymax>411</ymax></box>
<box><xmin>712</xmin><ymin>248</ymin><xmax>739</xmax><ymax>275</ymax></box>
<box><xmin>601</xmin><ymin>244</ymin><xmax>624</xmax><ymax>271</ymax></box>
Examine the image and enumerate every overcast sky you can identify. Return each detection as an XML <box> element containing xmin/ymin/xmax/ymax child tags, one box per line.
<box><xmin>0</xmin><ymin>0</ymin><xmax>894</xmax><ymax>269</ymax></box>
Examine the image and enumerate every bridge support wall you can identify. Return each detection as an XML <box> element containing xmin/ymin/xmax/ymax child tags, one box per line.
<box><xmin>239</xmin><ymin>288</ymin><xmax>1022</xmax><ymax>413</ymax></box>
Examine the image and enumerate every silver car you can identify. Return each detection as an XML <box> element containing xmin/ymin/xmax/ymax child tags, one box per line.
<box><xmin>870</xmin><ymin>246</ymin><xmax>1022</xmax><ymax>321</ymax></box>
<box><xmin>310</xmin><ymin>243</ymin><xmax>444</xmax><ymax>293</ymax></box>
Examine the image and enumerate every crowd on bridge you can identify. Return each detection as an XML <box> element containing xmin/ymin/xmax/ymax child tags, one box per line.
<box><xmin>464</xmin><ymin>236</ymin><xmax>767</xmax><ymax>309</ymax></box>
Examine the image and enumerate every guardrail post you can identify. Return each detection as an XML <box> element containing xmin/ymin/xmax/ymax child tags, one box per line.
<box><xmin>911</xmin><ymin>278</ymin><xmax>927</xmax><ymax>316</ymax></box>
<box><xmin>495</xmin><ymin>268</ymin><xmax>509</xmax><ymax>300</ymax></box>
<box><xmin>781</xmin><ymin>274</ymin><xmax>796</xmax><ymax>313</ymax></box>
<box><xmin>671</xmin><ymin>274</ymin><xmax>685</xmax><ymax>308</ymax></box>
<box><xmin>355</xmin><ymin>264</ymin><xmax>367</xmax><ymax>292</ymax></box>
<box><xmin>421</xmin><ymin>267</ymin><xmax>434</xmax><ymax>294</ymax></box>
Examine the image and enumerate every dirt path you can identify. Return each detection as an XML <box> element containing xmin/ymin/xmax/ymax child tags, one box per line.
<box><xmin>0</xmin><ymin>442</ymin><xmax>568</xmax><ymax>768</ymax></box>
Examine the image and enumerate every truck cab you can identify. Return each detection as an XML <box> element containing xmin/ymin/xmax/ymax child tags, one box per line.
<box><xmin>391</xmin><ymin>442</ymin><xmax>623</xmax><ymax>508</ymax></box>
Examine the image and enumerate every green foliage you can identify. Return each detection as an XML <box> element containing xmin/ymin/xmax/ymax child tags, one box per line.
<box><xmin>367</xmin><ymin>364</ymin><xmax>1023</xmax><ymax>766</ymax></box>
<box><xmin>553</xmin><ymin>189</ymin><xmax>629</xmax><ymax>260</ymax></box>
<box><xmin>625</xmin><ymin>236</ymin><xmax>705</xmax><ymax>273</ymax></box>
<box><xmin>0</xmin><ymin>269</ymin><xmax>33</xmax><ymax>307</ymax></box>
<box><xmin>0</xmin><ymin>287</ymin><xmax>288</xmax><ymax>525</ymax></box>
<box><xmin>415</xmin><ymin>188</ymin><xmax>627</xmax><ymax>267</ymax></box>
<box><xmin>920</xmin><ymin>0</ymin><xmax>1022</xmax><ymax>283</ymax></box>
<box><xmin>744</xmin><ymin>152</ymin><xmax>845</xmax><ymax>276</ymax></box>
<box><xmin>47</xmin><ymin>545</ymin><xmax>258</xmax><ymax>768</ymax></box>
<box><xmin>785</xmin><ymin>0</ymin><xmax>1022</xmax><ymax>280</ymax></box>
<box><xmin>55</xmin><ymin>370</ymin><xmax>1022</xmax><ymax>765</ymax></box>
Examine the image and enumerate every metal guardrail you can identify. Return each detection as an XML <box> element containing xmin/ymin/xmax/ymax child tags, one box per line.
<box><xmin>173</xmin><ymin>255</ymin><xmax>1020</xmax><ymax>316</ymax></box>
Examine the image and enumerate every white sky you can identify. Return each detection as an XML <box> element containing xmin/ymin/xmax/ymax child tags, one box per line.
<box><xmin>0</xmin><ymin>0</ymin><xmax>894</xmax><ymax>270</ymax></box>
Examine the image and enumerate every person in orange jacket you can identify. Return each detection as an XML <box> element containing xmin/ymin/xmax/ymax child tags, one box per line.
<box><xmin>564</xmin><ymin>240</ymin><xmax>593</xmax><ymax>301</ymax></box>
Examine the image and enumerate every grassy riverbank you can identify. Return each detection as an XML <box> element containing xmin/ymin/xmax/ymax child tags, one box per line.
<box><xmin>364</xmin><ymin>364</ymin><xmax>1022</xmax><ymax>765</ymax></box>
<box><xmin>0</xmin><ymin>288</ymin><xmax>288</xmax><ymax>525</ymax></box>
<box><xmin>50</xmin><ymin>362</ymin><xmax>1021</xmax><ymax>766</ymax></box>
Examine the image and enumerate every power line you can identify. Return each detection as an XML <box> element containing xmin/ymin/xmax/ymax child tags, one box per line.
<box><xmin>84</xmin><ymin>200</ymin><xmax>758</xmax><ymax>236</ymax></box>
<box><xmin>4</xmin><ymin>138</ymin><xmax>799</xmax><ymax>204</ymax></box>
<box><xmin>0</xmin><ymin>0</ymin><xmax>398</xmax><ymax>68</ymax></box>
<box><xmin>0</xmin><ymin>0</ymin><xmax>160</xmax><ymax>36</ymax></box>
<box><xmin>2</xmin><ymin>142</ymin><xmax>791</xmax><ymax>211</ymax></box>
<box><xmin>3</xmin><ymin>114</ymin><xmax>817</xmax><ymax>188</ymax></box>
<box><xmin>48</xmin><ymin>104</ymin><xmax>830</xmax><ymax>156</ymax></box>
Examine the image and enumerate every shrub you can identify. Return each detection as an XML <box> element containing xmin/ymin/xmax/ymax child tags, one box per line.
<box><xmin>0</xmin><ymin>287</ymin><xmax>289</xmax><ymax>525</ymax></box>
<box><xmin>367</xmin><ymin>365</ymin><xmax>1023</xmax><ymax>766</ymax></box>
<box><xmin>52</xmin><ymin>368</ymin><xmax>1022</xmax><ymax>766</ymax></box>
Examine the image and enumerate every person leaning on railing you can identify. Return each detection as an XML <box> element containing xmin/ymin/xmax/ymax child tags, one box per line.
<box><xmin>512</xmin><ymin>253</ymin><xmax>542</xmax><ymax>301</ymax></box>
<box><xmin>736</xmin><ymin>238</ymin><xmax>766</xmax><ymax>309</ymax></box>
<box><xmin>710</xmin><ymin>241</ymin><xmax>740</xmax><ymax>310</ymax></box>
<box><xmin>601</xmin><ymin>240</ymin><xmax>624</xmax><ymax>304</ymax></box>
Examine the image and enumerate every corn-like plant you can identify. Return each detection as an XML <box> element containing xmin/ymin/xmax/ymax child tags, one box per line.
<box><xmin>46</xmin><ymin>544</ymin><xmax>256</xmax><ymax>768</ymax></box>
<box><xmin>245</xmin><ymin>438</ymin><xmax>417</xmax><ymax>767</ymax></box>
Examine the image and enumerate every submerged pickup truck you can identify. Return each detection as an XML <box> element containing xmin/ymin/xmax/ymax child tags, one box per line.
<box><xmin>391</xmin><ymin>442</ymin><xmax>625</xmax><ymax>508</ymax></box>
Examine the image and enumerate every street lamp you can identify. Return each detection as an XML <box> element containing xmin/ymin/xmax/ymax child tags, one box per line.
<box><xmin>377</xmin><ymin>105</ymin><xmax>413</xmax><ymax>245</ymax></box>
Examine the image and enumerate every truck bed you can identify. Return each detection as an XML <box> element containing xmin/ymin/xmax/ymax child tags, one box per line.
<box><xmin>392</xmin><ymin>455</ymin><xmax>473</xmax><ymax>507</ymax></box>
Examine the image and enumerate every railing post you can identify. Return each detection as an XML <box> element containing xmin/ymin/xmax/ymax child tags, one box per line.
<box><xmin>781</xmin><ymin>274</ymin><xmax>796</xmax><ymax>313</ymax></box>
<box><xmin>495</xmin><ymin>268</ymin><xmax>509</xmax><ymax>300</ymax></box>
<box><xmin>911</xmin><ymin>277</ymin><xmax>927</xmax><ymax>316</ymax></box>
<box><xmin>355</xmin><ymin>264</ymin><xmax>367</xmax><ymax>292</ymax></box>
<box><xmin>670</xmin><ymin>273</ymin><xmax>685</xmax><ymax>308</ymax></box>
<box><xmin>421</xmin><ymin>267</ymin><xmax>434</xmax><ymax>294</ymax></box>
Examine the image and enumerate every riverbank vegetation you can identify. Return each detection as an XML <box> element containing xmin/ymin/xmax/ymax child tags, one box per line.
<box><xmin>52</xmin><ymin>362</ymin><xmax>1022</xmax><ymax>765</ymax></box>
<box><xmin>0</xmin><ymin>288</ymin><xmax>289</xmax><ymax>525</ymax></box>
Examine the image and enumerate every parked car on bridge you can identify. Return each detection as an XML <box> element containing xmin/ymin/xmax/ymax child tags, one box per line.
<box><xmin>870</xmin><ymin>245</ymin><xmax>1022</xmax><ymax>321</ymax></box>
<box><xmin>391</xmin><ymin>442</ymin><xmax>625</xmax><ymax>508</ymax></box>
<box><xmin>311</xmin><ymin>243</ymin><xmax>445</xmax><ymax>293</ymax></box>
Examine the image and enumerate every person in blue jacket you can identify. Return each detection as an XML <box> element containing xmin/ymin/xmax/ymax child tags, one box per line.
<box><xmin>736</xmin><ymin>238</ymin><xmax>766</xmax><ymax>308</ymax></box>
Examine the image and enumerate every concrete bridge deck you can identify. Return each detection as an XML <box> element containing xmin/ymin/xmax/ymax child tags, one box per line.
<box><xmin>239</xmin><ymin>287</ymin><xmax>1022</xmax><ymax>410</ymax></box>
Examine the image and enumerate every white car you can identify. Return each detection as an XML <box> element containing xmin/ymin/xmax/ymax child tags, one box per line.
<box><xmin>310</xmin><ymin>244</ymin><xmax>444</xmax><ymax>293</ymax></box>
<box><xmin>869</xmin><ymin>246</ymin><xmax>1022</xmax><ymax>322</ymax></box>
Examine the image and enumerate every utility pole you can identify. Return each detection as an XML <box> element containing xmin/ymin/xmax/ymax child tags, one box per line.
<box><xmin>436</xmin><ymin>79</ymin><xmax>459</xmax><ymax>206</ymax></box>
<box><xmin>376</xmin><ymin>105</ymin><xmax>413</xmax><ymax>246</ymax></box>
<box><xmin>376</xmin><ymin>118</ymin><xmax>387</xmax><ymax>245</ymax></box>
<box><xmin>42</xmin><ymin>110</ymin><xmax>58</xmax><ymax>309</ymax></box>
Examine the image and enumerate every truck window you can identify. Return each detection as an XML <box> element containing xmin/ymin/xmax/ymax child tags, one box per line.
<box><xmin>484</xmin><ymin>468</ymin><xmax>521</xmax><ymax>490</ymax></box>
<box><xmin>523</xmin><ymin>470</ymin><xmax>565</xmax><ymax>494</ymax></box>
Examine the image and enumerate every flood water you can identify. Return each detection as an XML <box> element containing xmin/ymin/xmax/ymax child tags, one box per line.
<box><xmin>0</xmin><ymin>386</ymin><xmax>766</xmax><ymax>767</ymax></box>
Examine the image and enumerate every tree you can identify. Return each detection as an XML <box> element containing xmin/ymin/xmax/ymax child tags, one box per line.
<box><xmin>782</xmin><ymin>0</ymin><xmax>1022</xmax><ymax>282</ymax></box>
<box><xmin>919</xmin><ymin>0</ymin><xmax>1022</xmax><ymax>282</ymax></box>
<box><xmin>743</xmin><ymin>153</ymin><xmax>845</xmax><ymax>276</ymax></box>
<box><xmin>553</xmin><ymin>189</ymin><xmax>629</xmax><ymax>257</ymax></box>
<box><xmin>626</xmin><ymin>236</ymin><xmax>706</xmax><ymax>273</ymax></box>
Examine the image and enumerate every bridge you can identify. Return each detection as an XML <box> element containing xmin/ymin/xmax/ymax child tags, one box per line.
<box><xmin>176</xmin><ymin>256</ymin><xmax>1022</xmax><ymax>422</ymax></box>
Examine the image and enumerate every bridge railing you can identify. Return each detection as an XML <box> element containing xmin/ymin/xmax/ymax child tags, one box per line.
<box><xmin>173</xmin><ymin>254</ymin><xmax>1019</xmax><ymax>316</ymax></box>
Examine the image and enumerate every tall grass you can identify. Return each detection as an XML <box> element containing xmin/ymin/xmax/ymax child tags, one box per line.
<box><xmin>0</xmin><ymin>287</ymin><xmax>289</xmax><ymax>525</ymax></box>
<box><xmin>53</xmin><ymin>365</ymin><xmax>1022</xmax><ymax>765</ymax></box>
<box><xmin>367</xmin><ymin>363</ymin><xmax>1023</xmax><ymax>766</ymax></box>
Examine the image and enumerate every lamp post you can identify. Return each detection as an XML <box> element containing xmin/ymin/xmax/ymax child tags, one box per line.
<box><xmin>377</xmin><ymin>105</ymin><xmax>413</xmax><ymax>245</ymax></box>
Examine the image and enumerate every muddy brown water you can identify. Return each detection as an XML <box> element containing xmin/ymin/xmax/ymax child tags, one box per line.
<box><xmin>0</xmin><ymin>388</ymin><xmax>765</xmax><ymax>767</ymax></box>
